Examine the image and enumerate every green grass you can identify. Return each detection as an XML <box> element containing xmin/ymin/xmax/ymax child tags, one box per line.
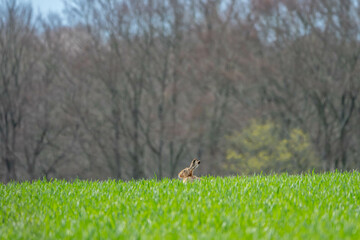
<box><xmin>1</xmin><ymin>172</ymin><xmax>360</xmax><ymax>239</ymax></box>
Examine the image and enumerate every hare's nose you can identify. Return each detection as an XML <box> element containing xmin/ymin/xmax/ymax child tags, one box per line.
<box><xmin>198</xmin><ymin>161</ymin><xmax>201</xmax><ymax>164</ymax></box>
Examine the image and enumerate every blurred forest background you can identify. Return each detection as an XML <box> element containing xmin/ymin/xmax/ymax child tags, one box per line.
<box><xmin>1</xmin><ymin>0</ymin><xmax>360</xmax><ymax>182</ymax></box>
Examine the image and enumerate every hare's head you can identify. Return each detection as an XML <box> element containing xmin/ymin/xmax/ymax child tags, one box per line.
<box><xmin>189</xmin><ymin>158</ymin><xmax>200</xmax><ymax>170</ymax></box>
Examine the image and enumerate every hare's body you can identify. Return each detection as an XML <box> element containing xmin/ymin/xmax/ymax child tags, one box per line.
<box><xmin>183</xmin><ymin>175</ymin><xmax>201</xmax><ymax>183</ymax></box>
<box><xmin>178</xmin><ymin>158</ymin><xmax>201</xmax><ymax>183</ymax></box>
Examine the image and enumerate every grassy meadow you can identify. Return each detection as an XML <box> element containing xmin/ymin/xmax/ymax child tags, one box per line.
<box><xmin>1</xmin><ymin>172</ymin><xmax>360</xmax><ymax>239</ymax></box>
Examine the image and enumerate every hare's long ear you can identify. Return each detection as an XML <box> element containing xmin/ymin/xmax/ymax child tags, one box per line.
<box><xmin>189</xmin><ymin>158</ymin><xmax>197</xmax><ymax>168</ymax></box>
<box><xmin>192</xmin><ymin>158</ymin><xmax>200</xmax><ymax>169</ymax></box>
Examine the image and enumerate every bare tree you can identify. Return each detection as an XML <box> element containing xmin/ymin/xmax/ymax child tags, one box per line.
<box><xmin>0</xmin><ymin>1</ymin><xmax>73</xmax><ymax>181</ymax></box>
<box><xmin>249</xmin><ymin>0</ymin><xmax>360</xmax><ymax>171</ymax></box>
<box><xmin>0</xmin><ymin>0</ymin><xmax>37</xmax><ymax>181</ymax></box>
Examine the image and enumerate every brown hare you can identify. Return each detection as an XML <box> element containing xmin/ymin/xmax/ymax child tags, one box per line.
<box><xmin>178</xmin><ymin>158</ymin><xmax>201</xmax><ymax>183</ymax></box>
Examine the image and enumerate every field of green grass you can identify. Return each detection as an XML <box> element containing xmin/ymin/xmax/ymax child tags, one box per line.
<box><xmin>1</xmin><ymin>172</ymin><xmax>360</xmax><ymax>239</ymax></box>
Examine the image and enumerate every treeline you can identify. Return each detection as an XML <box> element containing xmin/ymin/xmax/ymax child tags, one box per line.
<box><xmin>1</xmin><ymin>0</ymin><xmax>359</xmax><ymax>182</ymax></box>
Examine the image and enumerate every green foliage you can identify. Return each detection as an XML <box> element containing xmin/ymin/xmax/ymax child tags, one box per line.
<box><xmin>225</xmin><ymin>120</ymin><xmax>319</xmax><ymax>174</ymax></box>
<box><xmin>1</xmin><ymin>172</ymin><xmax>360</xmax><ymax>239</ymax></box>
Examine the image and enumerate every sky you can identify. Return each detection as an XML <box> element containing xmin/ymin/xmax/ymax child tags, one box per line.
<box><xmin>25</xmin><ymin>0</ymin><xmax>65</xmax><ymax>17</ymax></box>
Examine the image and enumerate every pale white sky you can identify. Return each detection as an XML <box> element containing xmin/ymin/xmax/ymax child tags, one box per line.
<box><xmin>25</xmin><ymin>0</ymin><xmax>65</xmax><ymax>17</ymax></box>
